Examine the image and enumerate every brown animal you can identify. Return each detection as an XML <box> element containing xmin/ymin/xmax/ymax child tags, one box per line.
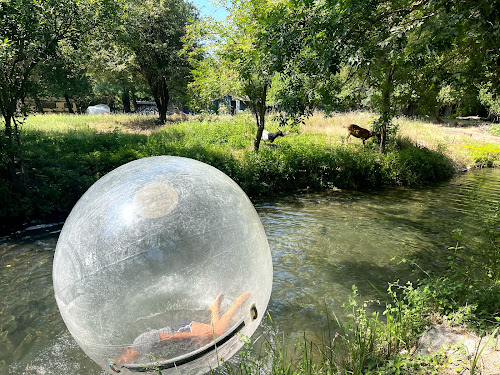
<box><xmin>346</xmin><ymin>124</ymin><xmax>381</xmax><ymax>146</ymax></box>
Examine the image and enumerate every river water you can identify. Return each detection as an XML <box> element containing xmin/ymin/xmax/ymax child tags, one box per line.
<box><xmin>1</xmin><ymin>169</ymin><xmax>499</xmax><ymax>374</ymax></box>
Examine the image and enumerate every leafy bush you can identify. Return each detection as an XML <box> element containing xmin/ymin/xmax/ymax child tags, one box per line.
<box><xmin>1</xmin><ymin>113</ymin><xmax>457</xmax><ymax>227</ymax></box>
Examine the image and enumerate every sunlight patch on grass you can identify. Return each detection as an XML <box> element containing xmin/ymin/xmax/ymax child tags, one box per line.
<box><xmin>23</xmin><ymin>113</ymin><xmax>159</xmax><ymax>134</ymax></box>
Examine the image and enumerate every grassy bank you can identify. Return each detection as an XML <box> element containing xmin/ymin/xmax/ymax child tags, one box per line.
<box><xmin>0</xmin><ymin>112</ymin><xmax>449</xmax><ymax>223</ymax></box>
<box><xmin>2</xmin><ymin>111</ymin><xmax>499</xmax><ymax>226</ymax></box>
<box><xmin>302</xmin><ymin>111</ymin><xmax>500</xmax><ymax>169</ymax></box>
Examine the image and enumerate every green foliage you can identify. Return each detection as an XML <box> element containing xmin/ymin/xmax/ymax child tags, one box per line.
<box><xmin>325</xmin><ymin>283</ymin><xmax>434</xmax><ymax>374</ymax></box>
<box><xmin>85</xmin><ymin>39</ymin><xmax>149</xmax><ymax>111</ymax></box>
<box><xmin>0</xmin><ymin>0</ymin><xmax>119</xmax><ymax>115</ymax></box>
<box><xmin>1</xmin><ymin>113</ymin><xmax>457</xmax><ymax>227</ymax></box>
<box><xmin>184</xmin><ymin>0</ymin><xmax>276</xmax><ymax>150</ymax></box>
<box><xmin>490</xmin><ymin>124</ymin><xmax>500</xmax><ymax>137</ymax></box>
<box><xmin>479</xmin><ymin>84</ymin><xmax>500</xmax><ymax>121</ymax></box>
<box><xmin>120</xmin><ymin>0</ymin><xmax>198</xmax><ymax>122</ymax></box>
<box><xmin>378</xmin><ymin>142</ymin><xmax>455</xmax><ymax>185</ymax></box>
<box><xmin>211</xmin><ymin>284</ymin><xmax>440</xmax><ymax>375</ymax></box>
<box><xmin>259</xmin><ymin>0</ymin><xmax>500</xmax><ymax>125</ymax></box>
<box><xmin>1</xmin><ymin>125</ymin><xmax>146</xmax><ymax>220</ymax></box>
<box><xmin>408</xmin><ymin>201</ymin><xmax>500</xmax><ymax>333</ymax></box>
<box><xmin>237</xmin><ymin>135</ymin><xmax>453</xmax><ymax>194</ymax></box>
<box><xmin>0</xmin><ymin>0</ymin><xmax>121</xmax><ymax>205</ymax></box>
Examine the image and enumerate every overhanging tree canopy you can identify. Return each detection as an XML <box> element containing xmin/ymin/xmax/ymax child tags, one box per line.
<box><xmin>185</xmin><ymin>0</ymin><xmax>276</xmax><ymax>151</ymax></box>
<box><xmin>0</xmin><ymin>0</ymin><xmax>119</xmax><ymax>190</ymax></box>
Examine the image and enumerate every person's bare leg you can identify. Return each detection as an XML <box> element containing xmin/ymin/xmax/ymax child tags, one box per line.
<box><xmin>209</xmin><ymin>293</ymin><xmax>223</xmax><ymax>326</ymax></box>
<box><xmin>213</xmin><ymin>292</ymin><xmax>250</xmax><ymax>336</ymax></box>
<box><xmin>160</xmin><ymin>294</ymin><xmax>223</xmax><ymax>342</ymax></box>
<box><xmin>160</xmin><ymin>292</ymin><xmax>251</xmax><ymax>340</ymax></box>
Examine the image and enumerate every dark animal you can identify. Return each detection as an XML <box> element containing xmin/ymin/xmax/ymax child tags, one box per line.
<box><xmin>262</xmin><ymin>128</ymin><xmax>284</xmax><ymax>143</ymax></box>
<box><xmin>345</xmin><ymin>124</ymin><xmax>381</xmax><ymax>145</ymax></box>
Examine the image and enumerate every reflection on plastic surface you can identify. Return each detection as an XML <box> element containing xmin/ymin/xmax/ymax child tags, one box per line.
<box><xmin>52</xmin><ymin>156</ymin><xmax>273</xmax><ymax>374</ymax></box>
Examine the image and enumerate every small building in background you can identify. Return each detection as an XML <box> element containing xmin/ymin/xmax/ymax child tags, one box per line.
<box><xmin>214</xmin><ymin>96</ymin><xmax>247</xmax><ymax>115</ymax></box>
<box><xmin>29</xmin><ymin>97</ymin><xmax>78</xmax><ymax>114</ymax></box>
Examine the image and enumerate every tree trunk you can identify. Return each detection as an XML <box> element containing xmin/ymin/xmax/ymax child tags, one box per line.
<box><xmin>34</xmin><ymin>97</ymin><xmax>44</xmax><ymax>113</ymax></box>
<box><xmin>64</xmin><ymin>94</ymin><xmax>75</xmax><ymax>114</ymax></box>
<box><xmin>3</xmin><ymin>114</ymin><xmax>16</xmax><ymax>183</ymax></box>
<box><xmin>434</xmin><ymin>106</ymin><xmax>443</xmax><ymax>123</ymax></box>
<box><xmin>122</xmin><ymin>88</ymin><xmax>131</xmax><ymax>113</ymax></box>
<box><xmin>131</xmin><ymin>90</ymin><xmax>138</xmax><ymax>112</ymax></box>
<box><xmin>151</xmin><ymin>77</ymin><xmax>169</xmax><ymax>124</ymax></box>
<box><xmin>2</xmin><ymin>113</ymin><xmax>25</xmax><ymax>193</ymax></box>
<box><xmin>380</xmin><ymin>65</ymin><xmax>395</xmax><ymax>153</ymax></box>
<box><xmin>253</xmin><ymin>84</ymin><xmax>268</xmax><ymax>152</ymax></box>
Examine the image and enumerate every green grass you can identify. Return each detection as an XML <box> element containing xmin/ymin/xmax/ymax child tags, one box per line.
<box><xmin>490</xmin><ymin>123</ymin><xmax>500</xmax><ymax>137</ymax></box>
<box><xmin>0</xmin><ymin>111</ymin><xmax>489</xmax><ymax>223</ymax></box>
<box><xmin>2</xmin><ymin>111</ymin><xmax>498</xmax><ymax>225</ymax></box>
<box><xmin>301</xmin><ymin>111</ymin><xmax>500</xmax><ymax>169</ymax></box>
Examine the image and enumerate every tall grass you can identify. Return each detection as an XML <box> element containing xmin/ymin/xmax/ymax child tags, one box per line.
<box><xmin>207</xmin><ymin>283</ymin><xmax>437</xmax><ymax>375</ymax></box>
<box><xmin>298</xmin><ymin>111</ymin><xmax>500</xmax><ymax>169</ymax></box>
<box><xmin>4</xmin><ymin>111</ymin><xmax>497</xmax><ymax>225</ymax></box>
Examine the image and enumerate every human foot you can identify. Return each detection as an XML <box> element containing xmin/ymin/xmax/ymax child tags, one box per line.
<box><xmin>209</xmin><ymin>293</ymin><xmax>223</xmax><ymax>315</ymax></box>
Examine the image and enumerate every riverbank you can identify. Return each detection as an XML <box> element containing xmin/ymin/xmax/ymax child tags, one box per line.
<box><xmin>218</xmin><ymin>173</ymin><xmax>500</xmax><ymax>374</ymax></box>
<box><xmin>1</xmin><ymin>111</ymin><xmax>499</xmax><ymax>233</ymax></box>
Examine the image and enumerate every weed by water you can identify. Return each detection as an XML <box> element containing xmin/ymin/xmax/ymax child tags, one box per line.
<box><xmin>470</xmin><ymin>327</ymin><xmax>499</xmax><ymax>375</ymax></box>
<box><xmin>416</xmin><ymin>215</ymin><xmax>500</xmax><ymax>332</ymax></box>
<box><xmin>210</xmin><ymin>283</ymin><xmax>442</xmax><ymax>375</ymax></box>
<box><xmin>490</xmin><ymin>123</ymin><xmax>500</xmax><ymax>137</ymax></box>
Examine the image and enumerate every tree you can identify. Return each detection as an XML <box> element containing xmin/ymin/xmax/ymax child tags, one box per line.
<box><xmin>264</xmin><ymin>2</ymin><xmax>342</xmax><ymax>120</ymax></box>
<box><xmin>186</xmin><ymin>0</ymin><xmax>275</xmax><ymax>151</ymax></box>
<box><xmin>86</xmin><ymin>39</ymin><xmax>150</xmax><ymax>112</ymax></box>
<box><xmin>438</xmin><ymin>0</ymin><xmax>500</xmax><ymax>120</ymax></box>
<box><xmin>35</xmin><ymin>47</ymin><xmax>93</xmax><ymax>114</ymax></box>
<box><xmin>310</xmin><ymin>0</ymin><xmax>444</xmax><ymax>151</ymax></box>
<box><xmin>0</xmin><ymin>0</ymin><xmax>118</xmax><ymax>190</ymax></box>
<box><xmin>121</xmin><ymin>0</ymin><xmax>198</xmax><ymax>124</ymax></box>
<box><xmin>266</xmin><ymin>0</ymin><xmax>476</xmax><ymax>150</ymax></box>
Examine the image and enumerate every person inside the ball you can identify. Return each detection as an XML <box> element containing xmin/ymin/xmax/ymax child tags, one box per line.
<box><xmin>115</xmin><ymin>292</ymin><xmax>251</xmax><ymax>365</ymax></box>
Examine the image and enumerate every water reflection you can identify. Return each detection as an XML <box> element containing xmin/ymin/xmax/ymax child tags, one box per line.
<box><xmin>259</xmin><ymin>169</ymin><xmax>499</xmax><ymax>335</ymax></box>
<box><xmin>0</xmin><ymin>169</ymin><xmax>498</xmax><ymax>373</ymax></box>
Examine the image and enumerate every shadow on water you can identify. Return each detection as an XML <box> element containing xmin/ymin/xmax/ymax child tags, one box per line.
<box><xmin>0</xmin><ymin>169</ymin><xmax>499</xmax><ymax>374</ymax></box>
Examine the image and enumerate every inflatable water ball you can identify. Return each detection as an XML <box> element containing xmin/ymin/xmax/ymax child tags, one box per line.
<box><xmin>53</xmin><ymin>156</ymin><xmax>273</xmax><ymax>374</ymax></box>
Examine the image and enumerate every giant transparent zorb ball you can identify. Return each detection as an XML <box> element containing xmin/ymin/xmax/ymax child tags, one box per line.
<box><xmin>53</xmin><ymin>156</ymin><xmax>273</xmax><ymax>374</ymax></box>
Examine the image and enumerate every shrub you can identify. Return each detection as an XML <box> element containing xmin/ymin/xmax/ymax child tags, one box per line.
<box><xmin>1</xmin><ymin>113</ymin><xmax>457</xmax><ymax>226</ymax></box>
